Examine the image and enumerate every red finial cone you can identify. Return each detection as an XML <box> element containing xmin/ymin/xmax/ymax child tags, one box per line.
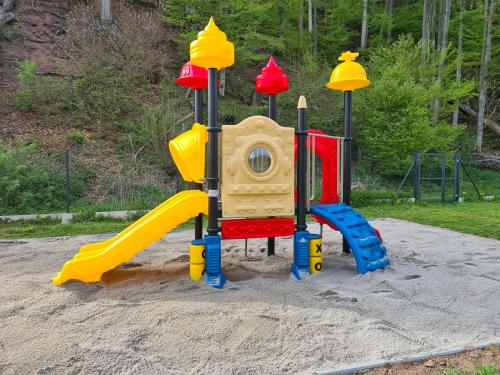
<box><xmin>255</xmin><ymin>56</ymin><xmax>289</xmax><ymax>95</ymax></box>
<box><xmin>176</xmin><ymin>61</ymin><xmax>208</xmax><ymax>90</ymax></box>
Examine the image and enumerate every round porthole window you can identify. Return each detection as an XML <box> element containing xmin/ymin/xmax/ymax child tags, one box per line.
<box><xmin>247</xmin><ymin>147</ymin><xmax>272</xmax><ymax>174</ymax></box>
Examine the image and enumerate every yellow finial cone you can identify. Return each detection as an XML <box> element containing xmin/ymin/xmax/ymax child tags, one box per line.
<box><xmin>326</xmin><ymin>51</ymin><xmax>370</xmax><ymax>91</ymax></box>
<box><xmin>207</xmin><ymin>16</ymin><xmax>216</xmax><ymax>29</ymax></box>
<box><xmin>190</xmin><ymin>17</ymin><xmax>234</xmax><ymax>69</ymax></box>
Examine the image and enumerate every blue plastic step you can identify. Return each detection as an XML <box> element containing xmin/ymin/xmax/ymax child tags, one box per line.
<box><xmin>310</xmin><ymin>203</ymin><xmax>390</xmax><ymax>274</ymax></box>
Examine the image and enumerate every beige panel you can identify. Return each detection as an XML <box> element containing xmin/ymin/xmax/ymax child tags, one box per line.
<box><xmin>221</xmin><ymin>116</ymin><xmax>295</xmax><ymax>218</ymax></box>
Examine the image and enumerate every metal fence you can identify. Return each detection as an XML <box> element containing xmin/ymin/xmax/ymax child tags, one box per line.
<box><xmin>0</xmin><ymin>145</ymin><xmax>496</xmax><ymax>216</ymax></box>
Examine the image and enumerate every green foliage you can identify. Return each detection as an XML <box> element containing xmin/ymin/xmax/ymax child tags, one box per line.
<box><xmin>68</xmin><ymin>64</ymin><xmax>148</xmax><ymax>125</ymax></box>
<box><xmin>66</xmin><ymin>131</ymin><xmax>88</xmax><ymax>145</ymax></box>
<box><xmin>119</xmin><ymin>80</ymin><xmax>191</xmax><ymax>171</ymax></box>
<box><xmin>15</xmin><ymin>60</ymin><xmax>63</xmax><ymax>113</ymax></box>
<box><xmin>351</xmin><ymin>190</ymin><xmax>401</xmax><ymax>207</ymax></box>
<box><xmin>475</xmin><ymin>364</ymin><xmax>500</xmax><ymax>375</ymax></box>
<box><xmin>356</xmin><ymin>36</ymin><xmax>472</xmax><ymax>176</ymax></box>
<box><xmin>162</xmin><ymin>0</ymin><xmax>306</xmax><ymax>66</ymax></box>
<box><xmin>0</xmin><ymin>144</ymin><xmax>92</xmax><ymax>215</ymax></box>
<box><xmin>0</xmin><ymin>23</ymin><xmax>16</xmax><ymax>41</ymax></box>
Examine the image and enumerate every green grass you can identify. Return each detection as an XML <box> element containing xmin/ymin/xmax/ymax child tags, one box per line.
<box><xmin>359</xmin><ymin>200</ymin><xmax>500</xmax><ymax>240</ymax></box>
<box><xmin>0</xmin><ymin>201</ymin><xmax>498</xmax><ymax>240</ymax></box>
<box><xmin>445</xmin><ymin>364</ymin><xmax>500</xmax><ymax>375</ymax></box>
<box><xmin>0</xmin><ymin>217</ymin><xmax>196</xmax><ymax>240</ymax></box>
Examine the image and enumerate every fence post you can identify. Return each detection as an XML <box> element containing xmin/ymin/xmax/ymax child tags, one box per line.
<box><xmin>440</xmin><ymin>154</ymin><xmax>446</xmax><ymax>203</ymax></box>
<box><xmin>454</xmin><ymin>152</ymin><xmax>461</xmax><ymax>202</ymax></box>
<box><xmin>413</xmin><ymin>152</ymin><xmax>420</xmax><ymax>201</ymax></box>
<box><xmin>64</xmin><ymin>149</ymin><xmax>71</xmax><ymax>212</ymax></box>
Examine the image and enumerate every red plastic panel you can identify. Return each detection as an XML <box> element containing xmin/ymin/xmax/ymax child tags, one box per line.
<box><xmin>294</xmin><ymin>129</ymin><xmax>339</xmax><ymax>204</ymax></box>
<box><xmin>221</xmin><ymin>218</ymin><xmax>295</xmax><ymax>239</ymax></box>
<box><xmin>311</xmin><ymin>214</ymin><xmax>338</xmax><ymax>231</ymax></box>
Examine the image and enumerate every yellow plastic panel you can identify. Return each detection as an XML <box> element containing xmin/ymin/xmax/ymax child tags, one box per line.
<box><xmin>168</xmin><ymin>123</ymin><xmax>207</xmax><ymax>183</ymax></box>
<box><xmin>309</xmin><ymin>236</ymin><xmax>323</xmax><ymax>274</ymax></box>
<box><xmin>189</xmin><ymin>243</ymin><xmax>205</xmax><ymax>282</ymax></box>
<box><xmin>221</xmin><ymin>116</ymin><xmax>294</xmax><ymax>218</ymax></box>
<box><xmin>52</xmin><ymin>190</ymin><xmax>208</xmax><ymax>285</ymax></box>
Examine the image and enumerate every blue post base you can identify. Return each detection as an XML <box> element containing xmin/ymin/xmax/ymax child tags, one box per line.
<box><xmin>204</xmin><ymin>234</ymin><xmax>226</xmax><ymax>289</ymax></box>
<box><xmin>291</xmin><ymin>230</ymin><xmax>310</xmax><ymax>280</ymax></box>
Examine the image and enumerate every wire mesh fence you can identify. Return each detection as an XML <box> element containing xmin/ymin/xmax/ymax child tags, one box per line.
<box><xmin>0</xmin><ymin>145</ymin><xmax>497</xmax><ymax>216</ymax></box>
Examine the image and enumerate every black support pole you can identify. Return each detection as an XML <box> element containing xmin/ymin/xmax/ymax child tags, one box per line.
<box><xmin>414</xmin><ymin>152</ymin><xmax>421</xmax><ymax>201</ymax></box>
<box><xmin>268</xmin><ymin>94</ymin><xmax>276</xmax><ymax>120</ymax></box>
<box><xmin>267</xmin><ymin>94</ymin><xmax>277</xmax><ymax>256</ymax></box>
<box><xmin>194</xmin><ymin>88</ymin><xmax>204</xmax><ymax>240</ymax></box>
<box><xmin>454</xmin><ymin>152</ymin><xmax>461</xmax><ymax>203</ymax></box>
<box><xmin>207</xmin><ymin>68</ymin><xmax>219</xmax><ymax>235</ymax></box>
<box><xmin>342</xmin><ymin>91</ymin><xmax>352</xmax><ymax>254</ymax></box>
<box><xmin>296</xmin><ymin>97</ymin><xmax>307</xmax><ymax>232</ymax></box>
<box><xmin>64</xmin><ymin>149</ymin><xmax>71</xmax><ymax>213</ymax></box>
<box><xmin>441</xmin><ymin>154</ymin><xmax>446</xmax><ymax>203</ymax></box>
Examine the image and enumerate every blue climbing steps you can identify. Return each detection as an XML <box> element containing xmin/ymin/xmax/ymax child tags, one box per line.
<box><xmin>310</xmin><ymin>203</ymin><xmax>390</xmax><ymax>274</ymax></box>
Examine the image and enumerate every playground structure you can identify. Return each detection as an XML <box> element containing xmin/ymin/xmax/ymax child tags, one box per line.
<box><xmin>52</xmin><ymin>18</ymin><xmax>390</xmax><ymax>288</ymax></box>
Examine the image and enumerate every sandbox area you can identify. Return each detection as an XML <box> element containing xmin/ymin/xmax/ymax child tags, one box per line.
<box><xmin>1</xmin><ymin>219</ymin><xmax>499</xmax><ymax>374</ymax></box>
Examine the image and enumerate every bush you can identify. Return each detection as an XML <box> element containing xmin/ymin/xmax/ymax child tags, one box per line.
<box><xmin>0</xmin><ymin>144</ymin><xmax>92</xmax><ymax>214</ymax></box>
<box><xmin>64</xmin><ymin>1</ymin><xmax>171</xmax><ymax>126</ymax></box>
<box><xmin>66</xmin><ymin>131</ymin><xmax>88</xmax><ymax>145</ymax></box>
<box><xmin>356</xmin><ymin>36</ymin><xmax>472</xmax><ymax>176</ymax></box>
<box><xmin>120</xmin><ymin>80</ymin><xmax>191</xmax><ymax>172</ymax></box>
<box><xmin>15</xmin><ymin>60</ymin><xmax>63</xmax><ymax>112</ymax></box>
<box><xmin>0</xmin><ymin>23</ymin><xmax>16</xmax><ymax>41</ymax></box>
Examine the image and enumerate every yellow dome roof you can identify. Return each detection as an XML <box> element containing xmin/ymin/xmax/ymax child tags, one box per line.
<box><xmin>326</xmin><ymin>51</ymin><xmax>370</xmax><ymax>91</ymax></box>
<box><xmin>190</xmin><ymin>17</ymin><xmax>234</xmax><ymax>70</ymax></box>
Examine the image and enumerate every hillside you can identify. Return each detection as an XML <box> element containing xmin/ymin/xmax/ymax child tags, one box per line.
<box><xmin>0</xmin><ymin>0</ymin><xmax>499</xmax><ymax>215</ymax></box>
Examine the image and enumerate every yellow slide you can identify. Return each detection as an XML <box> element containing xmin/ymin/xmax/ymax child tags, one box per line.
<box><xmin>52</xmin><ymin>190</ymin><xmax>208</xmax><ymax>285</ymax></box>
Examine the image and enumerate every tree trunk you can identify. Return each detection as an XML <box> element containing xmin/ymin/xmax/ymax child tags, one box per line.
<box><xmin>432</xmin><ymin>0</ymin><xmax>451</xmax><ymax>125</ymax></box>
<box><xmin>452</xmin><ymin>0</ymin><xmax>465</xmax><ymax>126</ymax></box>
<box><xmin>476</xmin><ymin>0</ymin><xmax>496</xmax><ymax>152</ymax></box>
<box><xmin>279</xmin><ymin>5</ymin><xmax>286</xmax><ymax>39</ymax></box>
<box><xmin>299</xmin><ymin>0</ymin><xmax>304</xmax><ymax>35</ymax></box>
<box><xmin>219</xmin><ymin>69</ymin><xmax>226</xmax><ymax>97</ymax></box>
<box><xmin>421</xmin><ymin>0</ymin><xmax>431</xmax><ymax>63</ymax></box>
<box><xmin>386</xmin><ymin>0</ymin><xmax>393</xmax><ymax>43</ymax></box>
<box><xmin>361</xmin><ymin>0</ymin><xmax>368</xmax><ymax>48</ymax></box>
<box><xmin>460</xmin><ymin>102</ymin><xmax>500</xmax><ymax>136</ymax></box>
<box><xmin>101</xmin><ymin>0</ymin><xmax>112</xmax><ymax>24</ymax></box>
<box><xmin>0</xmin><ymin>0</ymin><xmax>16</xmax><ymax>24</ymax></box>
<box><xmin>313</xmin><ymin>1</ymin><xmax>318</xmax><ymax>55</ymax></box>
<box><xmin>308</xmin><ymin>0</ymin><xmax>313</xmax><ymax>33</ymax></box>
<box><xmin>430</xmin><ymin>0</ymin><xmax>437</xmax><ymax>45</ymax></box>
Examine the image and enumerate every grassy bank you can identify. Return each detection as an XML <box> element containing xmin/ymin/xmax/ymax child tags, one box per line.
<box><xmin>0</xmin><ymin>201</ymin><xmax>498</xmax><ymax>241</ymax></box>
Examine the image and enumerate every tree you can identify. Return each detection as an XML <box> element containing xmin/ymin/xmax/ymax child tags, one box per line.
<box><xmin>476</xmin><ymin>0</ymin><xmax>496</xmax><ymax>152</ymax></box>
<box><xmin>432</xmin><ymin>0</ymin><xmax>451</xmax><ymax>125</ymax></box>
<box><xmin>385</xmin><ymin>0</ymin><xmax>393</xmax><ymax>43</ymax></box>
<box><xmin>357</xmin><ymin>36</ymin><xmax>466</xmax><ymax>175</ymax></box>
<box><xmin>299</xmin><ymin>0</ymin><xmax>304</xmax><ymax>34</ymax></box>
<box><xmin>452</xmin><ymin>0</ymin><xmax>465</xmax><ymax>126</ymax></box>
<box><xmin>421</xmin><ymin>0</ymin><xmax>432</xmax><ymax>63</ymax></box>
<box><xmin>101</xmin><ymin>0</ymin><xmax>112</xmax><ymax>24</ymax></box>
<box><xmin>308</xmin><ymin>0</ymin><xmax>313</xmax><ymax>33</ymax></box>
<box><xmin>361</xmin><ymin>0</ymin><xmax>368</xmax><ymax>48</ymax></box>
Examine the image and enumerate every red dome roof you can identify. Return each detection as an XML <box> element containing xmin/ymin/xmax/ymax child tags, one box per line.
<box><xmin>255</xmin><ymin>56</ymin><xmax>289</xmax><ymax>95</ymax></box>
<box><xmin>176</xmin><ymin>61</ymin><xmax>208</xmax><ymax>89</ymax></box>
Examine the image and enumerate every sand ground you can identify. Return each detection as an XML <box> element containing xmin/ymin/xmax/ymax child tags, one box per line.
<box><xmin>0</xmin><ymin>219</ymin><xmax>499</xmax><ymax>374</ymax></box>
